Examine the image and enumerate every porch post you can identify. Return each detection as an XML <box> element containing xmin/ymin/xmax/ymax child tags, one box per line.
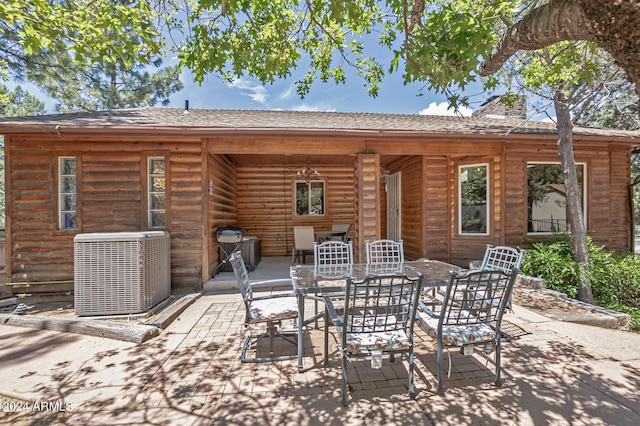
<box><xmin>356</xmin><ymin>153</ymin><xmax>381</xmax><ymax>262</ymax></box>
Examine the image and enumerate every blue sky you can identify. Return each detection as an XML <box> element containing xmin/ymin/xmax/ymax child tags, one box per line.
<box><xmin>167</xmin><ymin>67</ymin><xmax>481</xmax><ymax>116</ymax></box>
<box><xmin>9</xmin><ymin>54</ymin><xmax>484</xmax><ymax>117</ymax></box>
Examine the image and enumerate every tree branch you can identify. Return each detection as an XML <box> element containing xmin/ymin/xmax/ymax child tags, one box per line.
<box><xmin>479</xmin><ymin>0</ymin><xmax>596</xmax><ymax>77</ymax></box>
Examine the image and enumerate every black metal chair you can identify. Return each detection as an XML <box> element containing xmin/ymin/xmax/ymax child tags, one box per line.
<box><xmin>230</xmin><ymin>251</ymin><xmax>298</xmax><ymax>362</ymax></box>
<box><xmin>324</xmin><ymin>273</ymin><xmax>424</xmax><ymax>406</ymax></box>
<box><xmin>417</xmin><ymin>268</ymin><xmax>518</xmax><ymax>395</ymax></box>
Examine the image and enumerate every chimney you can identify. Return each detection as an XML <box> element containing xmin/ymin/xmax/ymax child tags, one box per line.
<box><xmin>472</xmin><ymin>95</ymin><xmax>526</xmax><ymax>119</ymax></box>
<box><xmin>183</xmin><ymin>100</ymin><xmax>190</xmax><ymax>114</ymax></box>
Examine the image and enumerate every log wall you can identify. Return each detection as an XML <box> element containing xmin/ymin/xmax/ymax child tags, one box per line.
<box><xmin>4</xmin><ymin>131</ymin><xmax>635</xmax><ymax>291</ymax></box>
<box><xmin>236</xmin><ymin>164</ymin><xmax>356</xmax><ymax>256</ymax></box>
<box><xmin>6</xmin><ymin>136</ymin><xmax>205</xmax><ymax>290</ymax></box>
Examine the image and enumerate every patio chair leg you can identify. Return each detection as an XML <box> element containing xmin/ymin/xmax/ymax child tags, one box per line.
<box><xmin>240</xmin><ymin>322</ymin><xmax>298</xmax><ymax>363</ymax></box>
<box><xmin>408</xmin><ymin>348</ymin><xmax>416</xmax><ymax>399</ymax></box>
<box><xmin>341</xmin><ymin>353</ymin><xmax>348</xmax><ymax>406</ymax></box>
<box><xmin>436</xmin><ymin>341</ymin><xmax>445</xmax><ymax>395</ymax></box>
<box><xmin>495</xmin><ymin>339</ymin><xmax>502</xmax><ymax>387</ymax></box>
<box><xmin>324</xmin><ymin>306</ymin><xmax>330</xmax><ymax>366</ymax></box>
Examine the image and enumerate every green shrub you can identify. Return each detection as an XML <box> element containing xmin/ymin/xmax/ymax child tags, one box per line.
<box><xmin>521</xmin><ymin>235</ymin><xmax>640</xmax><ymax>331</ymax></box>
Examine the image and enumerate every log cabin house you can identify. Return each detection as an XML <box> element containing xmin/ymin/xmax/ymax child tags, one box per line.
<box><xmin>1</xmin><ymin>107</ymin><xmax>639</xmax><ymax>293</ymax></box>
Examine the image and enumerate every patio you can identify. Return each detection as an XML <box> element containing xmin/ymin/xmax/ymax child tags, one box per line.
<box><xmin>1</xmin><ymin>257</ymin><xmax>640</xmax><ymax>424</ymax></box>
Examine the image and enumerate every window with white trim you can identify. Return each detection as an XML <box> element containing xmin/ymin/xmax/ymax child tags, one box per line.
<box><xmin>59</xmin><ymin>157</ymin><xmax>77</xmax><ymax>230</ymax></box>
<box><xmin>148</xmin><ymin>157</ymin><xmax>166</xmax><ymax>228</ymax></box>
<box><xmin>527</xmin><ymin>163</ymin><xmax>585</xmax><ymax>234</ymax></box>
<box><xmin>459</xmin><ymin>164</ymin><xmax>489</xmax><ymax>235</ymax></box>
<box><xmin>295</xmin><ymin>180</ymin><xmax>325</xmax><ymax>216</ymax></box>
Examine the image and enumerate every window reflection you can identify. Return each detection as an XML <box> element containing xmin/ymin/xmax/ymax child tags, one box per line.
<box><xmin>460</xmin><ymin>164</ymin><xmax>488</xmax><ymax>234</ymax></box>
<box><xmin>527</xmin><ymin>163</ymin><xmax>584</xmax><ymax>233</ymax></box>
<box><xmin>295</xmin><ymin>180</ymin><xmax>325</xmax><ymax>216</ymax></box>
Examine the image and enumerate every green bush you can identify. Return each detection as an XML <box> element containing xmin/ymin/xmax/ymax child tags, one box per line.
<box><xmin>521</xmin><ymin>236</ymin><xmax>640</xmax><ymax>331</ymax></box>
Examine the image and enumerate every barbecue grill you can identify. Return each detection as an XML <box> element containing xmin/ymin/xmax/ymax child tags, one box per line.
<box><xmin>215</xmin><ymin>226</ymin><xmax>245</xmax><ymax>273</ymax></box>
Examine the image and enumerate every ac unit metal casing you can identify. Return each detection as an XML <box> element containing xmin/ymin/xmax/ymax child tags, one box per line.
<box><xmin>74</xmin><ymin>231</ymin><xmax>170</xmax><ymax>316</ymax></box>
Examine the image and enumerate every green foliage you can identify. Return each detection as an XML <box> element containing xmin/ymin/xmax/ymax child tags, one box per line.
<box><xmin>1</xmin><ymin>0</ymin><xmax>162</xmax><ymax>80</ymax></box>
<box><xmin>521</xmin><ymin>236</ymin><xmax>640</xmax><ymax>330</ymax></box>
<box><xmin>178</xmin><ymin>0</ymin><xmax>617</xmax><ymax>111</ymax></box>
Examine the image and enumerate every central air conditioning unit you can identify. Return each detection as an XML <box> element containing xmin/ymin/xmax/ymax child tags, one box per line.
<box><xmin>74</xmin><ymin>231</ymin><xmax>171</xmax><ymax>316</ymax></box>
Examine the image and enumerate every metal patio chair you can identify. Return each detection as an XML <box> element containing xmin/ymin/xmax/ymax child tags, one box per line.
<box><xmin>480</xmin><ymin>245</ymin><xmax>525</xmax><ymax>273</ymax></box>
<box><xmin>328</xmin><ymin>223</ymin><xmax>352</xmax><ymax>243</ymax></box>
<box><xmin>291</xmin><ymin>225</ymin><xmax>315</xmax><ymax>264</ymax></box>
<box><xmin>365</xmin><ymin>239</ymin><xmax>405</xmax><ymax>264</ymax></box>
<box><xmin>324</xmin><ymin>273</ymin><xmax>424</xmax><ymax>406</ymax></box>
<box><xmin>230</xmin><ymin>251</ymin><xmax>299</xmax><ymax>363</ymax></box>
<box><xmin>417</xmin><ymin>268</ymin><xmax>518</xmax><ymax>395</ymax></box>
<box><xmin>480</xmin><ymin>244</ymin><xmax>524</xmax><ymax>310</ymax></box>
<box><xmin>310</xmin><ymin>240</ymin><xmax>354</xmax><ymax>327</ymax></box>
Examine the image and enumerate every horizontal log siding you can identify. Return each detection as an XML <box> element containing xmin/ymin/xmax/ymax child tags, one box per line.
<box><xmin>603</xmin><ymin>148</ymin><xmax>631</xmax><ymax>251</ymax></box>
<box><xmin>80</xmin><ymin>155</ymin><xmax>142</xmax><ymax>231</ymax></box>
<box><xmin>501</xmin><ymin>143</ymin><xmax>631</xmax><ymax>253</ymax></box>
<box><xmin>423</xmin><ymin>157</ymin><xmax>450</xmax><ymax>261</ymax></box>
<box><xmin>169</xmin><ymin>150</ymin><xmax>206</xmax><ymax>289</ymax></box>
<box><xmin>208</xmin><ymin>154</ymin><xmax>238</xmax><ymax>276</ymax></box>
<box><xmin>503</xmin><ymin>155</ymin><xmax>527</xmax><ymax>246</ymax></box>
<box><xmin>236</xmin><ymin>164</ymin><xmax>356</xmax><ymax>256</ymax></box>
<box><xmin>356</xmin><ymin>155</ymin><xmax>380</xmax><ymax>262</ymax></box>
<box><xmin>6</xmin><ymin>137</ymin><xmax>205</xmax><ymax>290</ymax></box>
<box><xmin>398</xmin><ymin>157</ymin><xmax>423</xmax><ymax>260</ymax></box>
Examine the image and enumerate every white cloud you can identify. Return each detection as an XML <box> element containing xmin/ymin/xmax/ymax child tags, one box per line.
<box><xmin>418</xmin><ymin>101</ymin><xmax>473</xmax><ymax>117</ymax></box>
<box><xmin>227</xmin><ymin>78</ymin><xmax>269</xmax><ymax>104</ymax></box>
<box><xmin>290</xmin><ymin>103</ymin><xmax>337</xmax><ymax>112</ymax></box>
<box><xmin>279</xmin><ymin>84</ymin><xmax>296</xmax><ymax>101</ymax></box>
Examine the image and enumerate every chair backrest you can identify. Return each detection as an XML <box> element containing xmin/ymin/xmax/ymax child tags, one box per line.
<box><xmin>230</xmin><ymin>251</ymin><xmax>252</xmax><ymax>302</ymax></box>
<box><xmin>293</xmin><ymin>226</ymin><xmax>316</xmax><ymax>250</ymax></box>
<box><xmin>331</xmin><ymin>224</ymin><xmax>352</xmax><ymax>242</ymax></box>
<box><xmin>439</xmin><ymin>269</ymin><xmax>518</xmax><ymax>328</ymax></box>
<box><xmin>480</xmin><ymin>245</ymin><xmax>524</xmax><ymax>273</ymax></box>
<box><xmin>314</xmin><ymin>240</ymin><xmax>353</xmax><ymax>278</ymax></box>
<box><xmin>314</xmin><ymin>241</ymin><xmax>353</xmax><ymax>265</ymax></box>
<box><xmin>365</xmin><ymin>239</ymin><xmax>405</xmax><ymax>264</ymax></box>
<box><xmin>342</xmin><ymin>273</ymin><xmax>423</xmax><ymax>343</ymax></box>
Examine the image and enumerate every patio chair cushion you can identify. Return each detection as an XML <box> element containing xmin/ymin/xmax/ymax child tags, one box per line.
<box><xmin>417</xmin><ymin>310</ymin><xmax>497</xmax><ymax>346</ymax></box>
<box><xmin>247</xmin><ymin>296</ymin><xmax>298</xmax><ymax>323</ymax></box>
<box><xmin>337</xmin><ymin>316</ymin><xmax>411</xmax><ymax>352</ymax></box>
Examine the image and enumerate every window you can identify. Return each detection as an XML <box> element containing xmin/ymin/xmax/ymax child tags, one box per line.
<box><xmin>527</xmin><ymin>163</ymin><xmax>585</xmax><ymax>233</ymax></box>
<box><xmin>59</xmin><ymin>157</ymin><xmax>77</xmax><ymax>230</ymax></box>
<box><xmin>295</xmin><ymin>180</ymin><xmax>325</xmax><ymax>216</ymax></box>
<box><xmin>148</xmin><ymin>157</ymin><xmax>166</xmax><ymax>228</ymax></box>
<box><xmin>459</xmin><ymin>164</ymin><xmax>489</xmax><ymax>234</ymax></box>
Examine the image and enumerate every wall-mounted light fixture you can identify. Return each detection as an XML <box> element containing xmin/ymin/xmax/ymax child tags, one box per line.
<box><xmin>382</xmin><ymin>169</ymin><xmax>390</xmax><ymax>192</ymax></box>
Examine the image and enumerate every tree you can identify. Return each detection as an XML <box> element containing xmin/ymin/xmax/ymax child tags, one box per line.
<box><xmin>479</xmin><ymin>0</ymin><xmax>640</xmax><ymax>103</ymax></box>
<box><xmin>0</xmin><ymin>84</ymin><xmax>46</xmax><ymax>229</ymax></box>
<box><xmin>24</xmin><ymin>1</ymin><xmax>183</xmax><ymax>112</ymax></box>
<box><xmin>1</xmin><ymin>0</ymin><xmax>163</xmax><ymax>88</ymax></box>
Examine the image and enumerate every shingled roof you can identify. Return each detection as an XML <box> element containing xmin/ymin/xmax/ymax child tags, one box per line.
<box><xmin>1</xmin><ymin>107</ymin><xmax>639</xmax><ymax>140</ymax></box>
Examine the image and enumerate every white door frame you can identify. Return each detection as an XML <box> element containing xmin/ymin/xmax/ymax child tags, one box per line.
<box><xmin>386</xmin><ymin>171</ymin><xmax>402</xmax><ymax>241</ymax></box>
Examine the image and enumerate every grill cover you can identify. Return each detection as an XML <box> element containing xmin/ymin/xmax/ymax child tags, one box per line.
<box><xmin>215</xmin><ymin>226</ymin><xmax>244</xmax><ymax>243</ymax></box>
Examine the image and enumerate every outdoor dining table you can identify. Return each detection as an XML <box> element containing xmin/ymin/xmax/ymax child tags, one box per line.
<box><xmin>313</xmin><ymin>230</ymin><xmax>347</xmax><ymax>243</ymax></box>
<box><xmin>289</xmin><ymin>259</ymin><xmax>461</xmax><ymax>371</ymax></box>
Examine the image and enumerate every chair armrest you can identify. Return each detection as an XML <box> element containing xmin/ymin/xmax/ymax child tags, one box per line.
<box><xmin>323</xmin><ymin>295</ymin><xmax>343</xmax><ymax>326</ymax></box>
<box><xmin>250</xmin><ymin>293</ymin><xmax>296</xmax><ymax>302</ymax></box>
<box><xmin>418</xmin><ymin>300</ymin><xmax>440</xmax><ymax>318</ymax></box>
<box><xmin>249</xmin><ymin>278</ymin><xmax>293</xmax><ymax>289</ymax></box>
